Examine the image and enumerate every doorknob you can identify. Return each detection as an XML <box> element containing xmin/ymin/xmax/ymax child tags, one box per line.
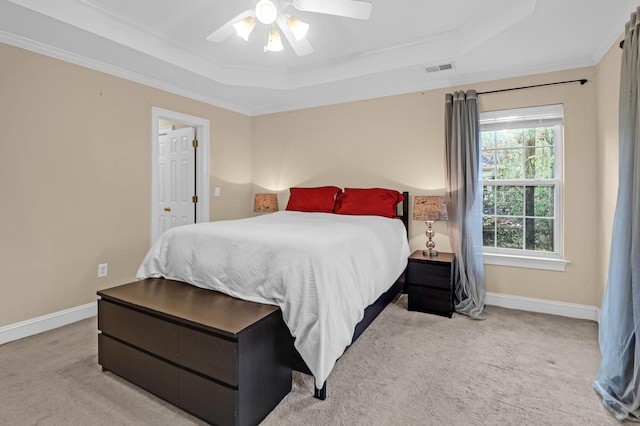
<box><xmin>164</xmin><ymin>207</ymin><xmax>171</xmax><ymax>212</ymax></box>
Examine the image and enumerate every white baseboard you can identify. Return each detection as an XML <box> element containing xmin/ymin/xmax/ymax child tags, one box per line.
<box><xmin>0</xmin><ymin>292</ymin><xmax>601</xmax><ymax>346</ymax></box>
<box><xmin>485</xmin><ymin>292</ymin><xmax>601</xmax><ymax>322</ymax></box>
<box><xmin>0</xmin><ymin>302</ymin><xmax>97</xmax><ymax>345</ymax></box>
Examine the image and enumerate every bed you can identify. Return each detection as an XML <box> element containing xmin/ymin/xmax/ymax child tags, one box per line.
<box><xmin>123</xmin><ymin>187</ymin><xmax>409</xmax><ymax>403</ymax></box>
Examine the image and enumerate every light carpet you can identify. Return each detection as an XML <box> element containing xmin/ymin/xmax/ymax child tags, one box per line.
<box><xmin>0</xmin><ymin>294</ymin><xmax>619</xmax><ymax>425</ymax></box>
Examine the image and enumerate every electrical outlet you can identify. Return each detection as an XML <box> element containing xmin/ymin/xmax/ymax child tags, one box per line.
<box><xmin>98</xmin><ymin>263</ymin><xmax>108</xmax><ymax>278</ymax></box>
<box><xmin>214</xmin><ymin>187</ymin><xmax>221</xmax><ymax>197</ymax></box>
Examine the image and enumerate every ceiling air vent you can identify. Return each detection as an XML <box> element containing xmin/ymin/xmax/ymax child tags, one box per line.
<box><xmin>425</xmin><ymin>63</ymin><xmax>454</xmax><ymax>73</ymax></box>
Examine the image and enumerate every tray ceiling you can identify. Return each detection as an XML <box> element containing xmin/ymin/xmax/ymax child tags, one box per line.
<box><xmin>0</xmin><ymin>0</ymin><xmax>634</xmax><ymax>115</ymax></box>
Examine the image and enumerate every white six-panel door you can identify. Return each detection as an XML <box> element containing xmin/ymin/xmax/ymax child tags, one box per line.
<box><xmin>157</xmin><ymin>126</ymin><xmax>195</xmax><ymax>236</ymax></box>
<box><xmin>150</xmin><ymin>107</ymin><xmax>209</xmax><ymax>247</ymax></box>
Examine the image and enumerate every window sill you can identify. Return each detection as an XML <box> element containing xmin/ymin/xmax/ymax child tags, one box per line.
<box><xmin>483</xmin><ymin>253</ymin><xmax>570</xmax><ymax>271</ymax></box>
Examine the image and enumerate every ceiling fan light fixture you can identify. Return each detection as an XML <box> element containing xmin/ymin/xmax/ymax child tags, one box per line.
<box><xmin>265</xmin><ymin>26</ymin><xmax>284</xmax><ymax>52</ymax></box>
<box><xmin>287</xmin><ymin>16</ymin><xmax>309</xmax><ymax>41</ymax></box>
<box><xmin>233</xmin><ymin>16</ymin><xmax>256</xmax><ymax>41</ymax></box>
<box><xmin>255</xmin><ymin>0</ymin><xmax>277</xmax><ymax>25</ymax></box>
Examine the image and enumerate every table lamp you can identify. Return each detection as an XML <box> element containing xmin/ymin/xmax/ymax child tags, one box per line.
<box><xmin>412</xmin><ymin>196</ymin><xmax>448</xmax><ymax>256</ymax></box>
<box><xmin>253</xmin><ymin>193</ymin><xmax>279</xmax><ymax>213</ymax></box>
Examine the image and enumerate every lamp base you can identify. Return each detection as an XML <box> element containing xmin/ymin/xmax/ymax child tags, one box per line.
<box><xmin>423</xmin><ymin>249</ymin><xmax>438</xmax><ymax>257</ymax></box>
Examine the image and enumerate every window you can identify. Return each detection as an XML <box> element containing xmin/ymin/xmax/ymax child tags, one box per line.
<box><xmin>480</xmin><ymin>104</ymin><xmax>568</xmax><ymax>271</ymax></box>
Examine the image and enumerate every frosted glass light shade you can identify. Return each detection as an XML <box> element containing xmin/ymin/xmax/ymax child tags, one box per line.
<box><xmin>265</xmin><ymin>27</ymin><xmax>284</xmax><ymax>52</ymax></box>
<box><xmin>233</xmin><ymin>17</ymin><xmax>256</xmax><ymax>41</ymax></box>
<box><xmin>287</xmin><ymin>16</ymin><xmax>309</xmax><ymax>40</ymax></box>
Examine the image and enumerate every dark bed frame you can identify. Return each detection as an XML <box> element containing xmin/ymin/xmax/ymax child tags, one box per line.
<box><xmin>97</xmin><ymin>191</ymin><xmax>409</xmax><ymax>423</ymax></box>
<box><xmin>295</xmin><ymin>272</ymin><xmax>405</xmax><ymax>399</ymax></box>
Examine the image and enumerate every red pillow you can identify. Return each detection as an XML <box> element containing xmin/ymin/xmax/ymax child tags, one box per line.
<box><xmin>334</xmin><ymin>188</ymin><xmax>405</xmax><ymax>218</ymax></box>
<box><xmin>286</xmin><ymin>186</ymin><xmax>342</xmax><ymax>213</ymax></box>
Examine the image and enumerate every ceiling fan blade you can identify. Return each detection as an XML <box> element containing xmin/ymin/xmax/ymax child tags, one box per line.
<box><xmin>293</xmin><ymin>0</ymin><xmax>372</xmax><ymax>20</ymax></box>
<box><xmin>276</xmin><ymin>15</ymin><xmax>314</xmax><ymax>56</ymax></box>
<box><xmin>206</xmin><ymin>9</ymin><xmax>254</xmax><ymax>42</ymax></box>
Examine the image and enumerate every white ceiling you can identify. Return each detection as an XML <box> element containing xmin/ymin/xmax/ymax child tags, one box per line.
<box><xmin>0</xmin><ymin>0</ymin><xmax>635</xmax><ymax>116</ymax></box>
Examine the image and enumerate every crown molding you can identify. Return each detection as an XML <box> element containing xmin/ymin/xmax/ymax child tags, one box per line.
<box><xmin>0</xmin><ymin>30</ymin><xmax>253</xmax><ymax>115</ymax></box>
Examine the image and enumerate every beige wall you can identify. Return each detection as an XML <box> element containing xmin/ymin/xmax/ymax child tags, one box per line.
<box><xmin>596</xmin><ymin>36</ymin><xmax>623</xmax><ymax>301</ymax></box>
<box><xmin>0</xmin><ymin>43</ymin><xmax>252</xmax><ymax>327</ymax></box>
<box><xmin>0</xmin><ymin>36</ymin><xmax>623</xmax><ymax>327</ymax></box>
<box><xmin>252</xmin><ymin>67</ymin><xmax>604</xmax><ymax>307</ymax></box>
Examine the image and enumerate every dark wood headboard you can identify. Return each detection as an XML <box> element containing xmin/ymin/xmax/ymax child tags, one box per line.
<box><xmin>400</xmin><ymin>191</ymin><xmax>409</xmax><ymax>236</ymax></box>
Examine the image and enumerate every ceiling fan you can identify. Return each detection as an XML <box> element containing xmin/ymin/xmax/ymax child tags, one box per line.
<box><xmin>206</xmin><ymin>0</ymin><xmax>373</xmax><ymax>57</ymax></box>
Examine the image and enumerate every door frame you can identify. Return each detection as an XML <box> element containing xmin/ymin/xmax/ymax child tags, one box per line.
<box><xmin>150</xmin><ymin>107</ymin><xmax>210</xmax><ymax>246</ymax></box>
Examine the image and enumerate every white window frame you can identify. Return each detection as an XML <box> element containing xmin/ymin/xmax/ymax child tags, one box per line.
<box><xmin>480</xmin><ymin>104</ymin><xmax>569</xmax><ymax>271</ymax></box>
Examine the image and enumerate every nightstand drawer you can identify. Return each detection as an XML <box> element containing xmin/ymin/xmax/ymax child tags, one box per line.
<box><xmin>407</xmin><ymin>285</ymin><xmax>453</xmax><ymax>317</ymax></box>
<box><xmin>406</xmin><ymin>260</ymin><xmax>452</xmax><ymax>289</ymax></box>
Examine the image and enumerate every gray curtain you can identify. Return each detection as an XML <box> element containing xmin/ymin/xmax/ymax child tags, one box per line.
<box><xmin>444</xmin><ymin>90</ymin><xmax>486</xmax><ymax>320</ymax></box>
<box><xmin>593</xmin><ymin>10</ymin><xmax>640</xmax><ymax>421</ymax></box>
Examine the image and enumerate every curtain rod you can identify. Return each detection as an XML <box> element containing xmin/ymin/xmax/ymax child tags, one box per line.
<box><xmin>477</xmin><ymin>79</ymin><xmax>588</xmax><ymax>95</ymax></box>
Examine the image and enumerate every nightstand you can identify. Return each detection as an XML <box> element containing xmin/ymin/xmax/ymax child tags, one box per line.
<box><xmin>406</xmin><ymin>250</ymin><xmax>456</xmax><ymax>317</ymax></box>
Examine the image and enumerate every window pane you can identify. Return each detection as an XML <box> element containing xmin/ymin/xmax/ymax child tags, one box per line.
<box><xmin>496</xmin><ymin>149</ymin><xmax>523</xmax><ymax>179</ymax></box>
<box><xmin>482</xmin><ymin>150</ymin><xmax>497</xmax><ymax>180</ymax></box>
<box><xmin>496</xmin><ymin>129</ymin><xmax>522</xmax><ymax>148</ymax></box>
<box><xmin>525</xmin><ymin>218</ymin><xmax>554</xmax><ymax>252</ymax></box>
<box><xmin>525</xmin><ymin>146</ymin><xmax>554</xmax><ymax>179</ymax></box>
<box><xmin>483</xmin><ymin>185</ymin><xmax>495</xmax><ymax>215</ymax></box>
<box><xmin>536</xmin><ymin>127</ymin><xmax>555</xmax><ymax>147</ymax></box>
<box><xmin>483</xmin><ymin>215</ymin><xmax>495</xmax><ymax>247</ymax></box>
<box><xmin>482</xmin><ymin>131</ymin><xmax>496</xmax><ymax>150</ymax></box>
<box><xmin>524</xmin><ymin>128</ymin><xmax>536</xmax><ymax>147</ymax></box>
<box><xmin>524</xmin><ymin>186</ymin><xmax>536</xmax><ymax>216</ymax></box>
<box><xmin>497</xmin><ymin>217</ymin><xmax>523</xmax><ymax>249</ymax></box>
<box><xmin>496</xmin><ymin>186</ymin><xmax>523</xmax><ymax>216</ymax></box>
<box><xmin>529</xmin><ymin>186</ymin><xmax>554</xmax><ymax>217</ymax></box>
<box><xmin>536</xmin><ymin>147</ymin><xmax>555</xmax><ymax>179</ymax></box>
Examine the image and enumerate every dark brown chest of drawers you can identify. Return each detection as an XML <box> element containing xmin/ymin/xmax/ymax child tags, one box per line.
<box><xmin>406</xmin><ymin>251</ymin><xmax>456</xmax><ymax>317</ymax></box>
<box><xmin>97</xmin><ymin>278</ymin><xmax>292</xmax><ymax>426</ymax></box>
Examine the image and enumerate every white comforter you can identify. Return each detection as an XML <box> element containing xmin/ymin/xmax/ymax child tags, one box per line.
<box><xmin>136</xmin><ymin>211</ymin><xmax>409</xmax><ymax>389</ymax></box>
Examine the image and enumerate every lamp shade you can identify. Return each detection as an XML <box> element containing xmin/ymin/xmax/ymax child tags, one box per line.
<box><xmin>254</xmin><ymin>193</ymin><xmax>279</xmax><ymax>213</ymax></box>
<box><xmin>413</xmin><ymin>196</ymin><xmax>448</xmax><ymax>221</ymax></box>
